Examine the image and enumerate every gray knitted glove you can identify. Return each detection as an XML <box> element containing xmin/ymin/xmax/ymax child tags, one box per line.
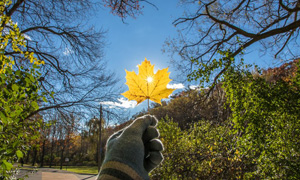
<box><xmin>98</xmin><ymin>115</ymin><xmax>164</xmax><ymax>180</ymax></box>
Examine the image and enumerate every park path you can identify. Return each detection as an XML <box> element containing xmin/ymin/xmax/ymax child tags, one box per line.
<box><xmin>16</xmin><ymin>167</ymin><xmax>98</xmax><ymax>180</ymax></box>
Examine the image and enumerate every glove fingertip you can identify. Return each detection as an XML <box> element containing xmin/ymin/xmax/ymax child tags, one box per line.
<box><xmin>144</xmin><ymin>151</ymin><xmax>163</xmax><ymax>173</ymax></box>
<box><xmin>148</xmin><ymin>151</ymin><xmax>164</xmax><ymax>164</ymax></box>
<box><xmin>143</xmin><ymin>127</ymin><xmax>160</xmax><ymax>143</ymax></box>
<box><xmin>144</xmin><ymin>159</ymin><xmax>157</xmax><ymax>173</ymax></box>
<box><xmin>143</xmin><ymin>114</ymin><xmax>158</xmax><ymax>127</ymax></box>
<box><xmin>150</xmin><ymin>139</ymin><xmax>164</xmax><ymax>151</ymax></box>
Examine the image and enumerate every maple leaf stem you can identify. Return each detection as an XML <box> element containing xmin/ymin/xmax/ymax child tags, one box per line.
<box><xmin>147</xmin><ymin>81</ymin><xmax>150</xmax><ymax>113</ymax></box>
<box><xmin>147</xmin><ymin>98</ymin><xmax>150</xmax><ymax>113</ymax></box>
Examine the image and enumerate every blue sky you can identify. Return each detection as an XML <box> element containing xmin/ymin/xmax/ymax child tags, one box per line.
<box><xmin>89</xmin><ymin>0</ymin><xmax>276</xmax><ymax>116</ymax></box>
<box><xmin>94</xmin><ymin>1</ymin><xmax>184</xmax><ymax>76</ymax></box>
<box><xmin>90</xmin><ymin>1</ymin><xmax>189</xmax><ymax>115</ymax></box>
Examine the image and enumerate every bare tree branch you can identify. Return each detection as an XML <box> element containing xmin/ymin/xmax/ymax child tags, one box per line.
<box><xmin>5</xmin><ymin>0</ymin><xmax>120</xmax><ymax>119</ymax></box>
<box><xmin>166</xmin><ymin>0</ymin><xmax>300</xmax><ymax>86</ymax></box>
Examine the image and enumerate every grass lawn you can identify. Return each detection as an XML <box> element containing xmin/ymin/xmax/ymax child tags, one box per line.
<box><xmin>52</xmin><ymin>166</ymin><xmax>98</xmax><ymax>174</ymax></box>
<box><xmin>18</xmin><ymin>164</ymin><xmax>38</xmax><ymax>171</ymax></box>
<box><xmin>17</xmin><ymin>164</ymin><xmax>98</xmax><ymax>175</ymax></box>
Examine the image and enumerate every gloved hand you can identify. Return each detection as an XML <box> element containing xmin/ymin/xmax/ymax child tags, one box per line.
<box><xmin>98</xmin><ymin>115</ymin><xmax>164</xmax><ymax>180</ymax></box>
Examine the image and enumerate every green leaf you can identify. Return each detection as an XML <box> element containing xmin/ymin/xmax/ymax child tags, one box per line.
<box><xmin>2</xmin><ymin>160</ymin><xmax>13</xmax><ymax>171</ymax></box>
<box><xmin>42</xmin><ymin>96</ymin><xmax>47</xmax><ymax>102</ymax></box>
<box><xmin>50</xmin><ymin>91</ymin><xmax>55</xmax><ymax>99</ymax></box>
<box><xmin>12</xmin><ymin>84</ymin><xmax>19</xmax><ymax>91</ymax></box>
<box><xmin>31</xmin><ymin>101</ymin><xmax>39</xmax><ymax>110</ymax></box>
<box><xmin>0</xmin><ymin>112</ymin><xmax>7</xmax><ymax>124</ymax></box>
<box><xmin>25</xmin><ymin>77</ymin><xmax>31</xmax><ymax>86</ymax></box>
<box><xmin>16</xmin><ymin>150</ymin><xmax>23</xmax><ymax>158</ymax></box>
<box><xmin>15</xmin><ymin>70</ymin><xmax>21</xmax><ymax>76</ymax></box>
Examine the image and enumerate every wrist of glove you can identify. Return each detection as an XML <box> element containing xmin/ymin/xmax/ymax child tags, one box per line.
<box><xmin>98</xmin><ymin>115</ymin><xmax>164</xmax><ymax>180</ymax></box>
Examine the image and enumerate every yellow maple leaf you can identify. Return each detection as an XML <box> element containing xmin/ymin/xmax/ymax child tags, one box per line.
<box><xmin>122</xmin><ymin>58</ymin><xmax>175</xmax><ymax>105</ymax></box>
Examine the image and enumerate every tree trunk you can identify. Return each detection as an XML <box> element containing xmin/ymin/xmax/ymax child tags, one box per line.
<box><xmin>40</xmin><ymin>139</ymin><xmax>46</xmax><ymax>167</ymax></box>
<box><xmin>25</xmin><ymin>149</ymin><xmax>31</xmax><ymax>164</ymax></box>
<box><xmin>49</xmin><ymin>139</ymin><xmax>55</xmax><ymax>168</ymax></box>
<box><xmin>98</xmin><ymin>105</ymin><xmax>103</xmax><ymax>172</ymax></box>
<box><xmin>20</xmin><ymin>158</ymin><xmax>24</xmax><ymax>167</ymax></box>
<box><xmin>56</xmin><ymin>142</ymin><xmax>60</xmax><ymax>157</ymax></box>
<box><xmin>32</xmin><ymin>147</ymin><xmax>37</xmax><ymax>166</ymax></box>
<box><xmin>60</xmin><ymin>146</ymin><xmax>64</xmax><ymax>170</ymax></box>
<box><xmin>49</xmin><ymin>125</ymin><xmax>56</xmax><ymax>168</ymax></box>
<box><xmin>81</xmin><ymin>133</ymin><xmax>84</xmax><ymax>159</ymax></box>
<box><xmin>96</xmin><ymin>138</ymin><xmax>99</xmax><ymax>164</ymax></box>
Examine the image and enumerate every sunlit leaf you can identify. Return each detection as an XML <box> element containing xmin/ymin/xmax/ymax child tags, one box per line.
<box><xmin>16</xmin><ymin>150</ymin><xmax>23</xmax><ymax>158</ymax></box>
<box><xmin>122</xmin><ymin>58</ymin><xmax>175</xmax><ymax>105</ymax></box>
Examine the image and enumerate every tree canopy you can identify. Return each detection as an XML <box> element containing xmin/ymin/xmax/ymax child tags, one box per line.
<box><xmin>222</xmin><ymin>59</ymin><xmax>300</xmax><ymax>178</ymax></box>
<box><xmin>1</xmin><ymin>0</ymin><xmax>45</xmax><ymax>178</ymax></box>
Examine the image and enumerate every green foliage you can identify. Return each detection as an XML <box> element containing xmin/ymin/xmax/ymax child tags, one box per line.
<box><xmin>187</xmin><ymin>47</ymin><xmax>300</xmax><ymax>179</ymax></box>
<box><xmin>149</xmin><ymin>91</ymin><xmax>206</xmax><ymax>129</ymax></box>
<box><xmin>223</xmin><ymin>60</ymin><xmax>300</xmax><ymax>179</ymax></box>
<box><xmin>187</xmin><ymin>50</ymin><xmax>237</xmax><ymax>86</ymax></box>
<box><xmin>150</xmin><ymin>116</ymin><xmax>251</xmax><ymax>180</ymax></box>
<box><xmin>0</xmin><ymin>1</ymin><xmax>45</xmax><ymax>179</ymax></box>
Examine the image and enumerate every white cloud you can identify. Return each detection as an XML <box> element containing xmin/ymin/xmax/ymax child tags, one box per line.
<box><xmin>100</xmin><ymin>98</ymin><xmax>137</xmax><ymax>109</ymax></box>
<box><xmin>167</xmin><ymin>83</ymin><xmax>185</xmax><ymax>89</ymax></box>
<box><xmin>63</xmin><ymin>47</ymin><xmax>74</xmax><ymax>55</ymax></box>
<box><xmin>189</xmin><ymin>85</ymin><xmax>209</xmax><ymax>90</ymax></box>
<box><xmin>189</xmin><ymin>85</ymin><xmax>198</xmax><ymax>90</ymax></box>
